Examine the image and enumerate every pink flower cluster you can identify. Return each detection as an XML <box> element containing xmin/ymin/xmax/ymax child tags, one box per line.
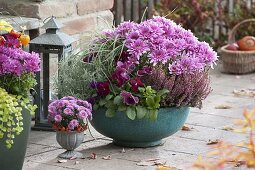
<box><xmin>0</xmin><ymin>32</ymin><xmax>40</xmax><ymax>76</ymax></box>
<box><xmin>0</xmin><ymin>46</ymin><xmax>40</xmax><ymax>76</ymax></box>
<box><xmin>48</xmin><ymin>96</ymin><xmax>92</xmax><ymax>131</ymax></box>
<box><xmin>88</xmin><ymin>16</ymin><xmax>218</xmax><ymax>108</ymax></box>
<box><xmin>103</xmin><ymin>16</ymin><xmax>218</xmax><ymax>75</ymax></box>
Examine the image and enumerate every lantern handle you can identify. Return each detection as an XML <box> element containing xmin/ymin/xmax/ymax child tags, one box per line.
<box><xmin>43</xmin><ymin>16</ymin><xmax>55</xmax><ymax>24</ymax></box>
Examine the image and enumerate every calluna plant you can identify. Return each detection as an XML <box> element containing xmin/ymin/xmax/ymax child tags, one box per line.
<box><xmin>57</xmin><ymin>16</ymin><xmax>218</xmax><ymax>120</ymax></box>
<box><xmin>48</xmin><ymin>96</ymin><xmax>92</xmax><ymax>132</ymax></box>
<box><xmin>0</xmin><ymin>20</ymin><xmax>40</xmax><ymax>148</ymax></box>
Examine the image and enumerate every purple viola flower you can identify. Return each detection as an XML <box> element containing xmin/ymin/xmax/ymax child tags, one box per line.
<box><xmin>97</xmin><ymin>81</ymin><xmax>110</xmax><ymax>96</ymax></box>
<box><xmin>111</xmin><ymin>66</ymin><xmax>130</xmax><ymax>87</ymax></box>
<box><xmin>117</xmin><ymin>51</ymin><xmax>131</xmax><ymax>63</ymax></box>
<box><xmin>86</xmin><ymin>97</ymin><xmax>96</xmax><ymax>105</ymax></box>
<box><xmin>90</xmin><ymin>81</ymin><xmax>98</xmax><ymax>89</ymax></box>
<box><xmin>137</xmin><ymin>66</ymin><xmax>152</xmax><ymax>76</ymax></box>
<box><xmin>120</xmin><ymin>91</ymin><xmax>139</xmax><ymax>105</ymax></box>
<box><xmin>68</xmin><ymin>119</ymin><xmax>79</xmax><ymax>130</ymax></box>
<box><xmin>129</xmin><ymin>77</ymin><xmax>144</xmax><ymax>92</ymax></box>
<box><xmin>54</xmin><ymin>115</ymin><xmax>62</xmax><ymax>122</ymax></box>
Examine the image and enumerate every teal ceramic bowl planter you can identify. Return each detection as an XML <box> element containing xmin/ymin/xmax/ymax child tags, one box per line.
<box><xmin>90</xmin><ymin>107</ymin><xmax>189</xmax><ymax>147</ymax></box>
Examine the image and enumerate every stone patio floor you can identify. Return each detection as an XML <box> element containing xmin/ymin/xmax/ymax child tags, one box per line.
<box><xmin>23</xmin><ymin>66</ymin><xmax>255</xmax><ymax>170</ymax></box>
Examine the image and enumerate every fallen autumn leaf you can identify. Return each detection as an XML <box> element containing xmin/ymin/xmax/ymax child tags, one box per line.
<box><xmin>233</xmin><ymin>89</ymin><xmax>255</xmax><ymax>97</ymax></box>
<box><xmin>102</xmin><ymin>155</ymin><xmax>111</xmax><ymax>160</ymax></box>
<box><xmin>121</xmin><ymin>148</ymin><xmax>126</xmax><ymax>153</ymax></box>
<box><xmin>57</xmin><ymin>159</ymin><xmax>67</xmax><ymax>163</ymax></box>
<box><xmin>207</xmin><ymin>139</ymin><xmax>220</xmax><ymax>145</ymax></box>
<box><xmin>222</xmin><ymin>126</ymin><xmax>234</xmax><ymax>131</ymax></box>
<box><xmin>136</xmin><ymin>158</ymin><xmax>166</xmax><ymax>166</ymax></box>
<box><xmin>181</xmin><ymin>125</ymin><xmax>191</xmax><ymax>131</ymax></box>
<box><xmin>215</xmin><ymin>105</ymin><xmax>232</xmax><ymax>109</ymax></box>
<box><xmin>88</xmin><ymin>153</ymin><xmax>97</xmax><ymax>159</ymax></box>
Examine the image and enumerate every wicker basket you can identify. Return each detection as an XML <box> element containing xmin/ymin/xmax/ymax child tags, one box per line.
<box><xmin>220</xmin><ymin>19</ymin><xmax>255</xmax><ymax>74</ymax></box>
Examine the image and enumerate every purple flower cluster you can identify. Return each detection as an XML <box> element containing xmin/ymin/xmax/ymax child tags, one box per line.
<box><xmin>104</xmin><ymin>16</ymin><xmax>218</xmax><ymax>75</ymax></box>
<box><xmin>0</xmin><ymin>45</ymin><xmax>40</xmax><ymax>76</ymax></box>
<box><xmin>88</xmin><ymin>16</ymin><xmax>217</xmax><ymax>110</ymax></box>
<box><xmin>120</xmin><ymin>91</ymin><xmax>139</xmax><ymax>105</ymax></box>
<box><xmin>48</xmin><ymin>96</ymin><xmax>92</xmax><ymax>131</ymax></box>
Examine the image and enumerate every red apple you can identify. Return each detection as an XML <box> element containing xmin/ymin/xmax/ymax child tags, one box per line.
<box><xmin>225</xmin><ymin>43</ymin><xmax>239</xmax><ymax>51</ymax></box>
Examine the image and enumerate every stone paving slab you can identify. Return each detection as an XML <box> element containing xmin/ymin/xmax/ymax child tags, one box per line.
<box><xmin>23</xmin><ymin>67</ymin><xmax>255</xmax><ymax>170</ymax></box>
<box><xmin>175</xmin><ymin>124</ymin><xmax>247</xmax><ymax>143</ymax></box>
<box><xmin>26</xmin><ymin>143</ymin><xmax>60</xmax><ymax>157</ymax></box>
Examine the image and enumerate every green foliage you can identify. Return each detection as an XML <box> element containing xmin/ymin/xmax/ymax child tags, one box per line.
<box><xmin>0</xmin><ymin>87</ymin><xmax>36</xmax><ymax>149</ymax></box>
<box><xmin>0</xmin><ymin>72</ymin><xmax>36</xmax><ymax>98</ymax></box>
<box><xmin>56</xmin><ymin>36</ymin><xmax>125</xmax><ymax>100</ymax></box>
<box><xmin>95</xmin><ymin>86</ymin><xmax>169</xmax><ymax>121</ymax></box>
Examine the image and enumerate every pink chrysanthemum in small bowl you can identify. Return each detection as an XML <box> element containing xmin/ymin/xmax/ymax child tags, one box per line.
<box><xmin>48</xmin><ymin>96</ymin><xmax>92</xmax><ymax>132</ymax></box>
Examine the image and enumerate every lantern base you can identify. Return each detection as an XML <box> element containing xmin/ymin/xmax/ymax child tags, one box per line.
<box><xmin>32</xmin><ymin>121</ymin><xmax>54</xmax><ymax>131</ymax></box>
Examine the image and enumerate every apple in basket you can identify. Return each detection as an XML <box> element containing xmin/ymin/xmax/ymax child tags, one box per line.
<box><xmin>237</xmin><ymin>36</ymin><xmax>255</xmax><ymax>51</ymax></box>
<box><xmin>225</xmin><ymin>43</ymin><xmax>239</xmax><ymax>51</ymax></box>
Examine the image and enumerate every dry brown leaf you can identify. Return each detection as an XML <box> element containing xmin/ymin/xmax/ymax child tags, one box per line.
<box><xmin>234</xmin><ymin>161</ymin><xmax>246</xmax><ymax>167</ymax></box>
<box><xmin>88</xmin><ymin>152</ymin><xmax>97</xmax><ymax>159</ymax></box>
<box><xmin>102</xmin><ymin>155</ymin><xmax>111</xmax><ymax>160</ymax></box>
<box><xmin>215</xmin><ymin>105</ymin><xmax>232</xmax><ymax>109</ymax></box>
<box><xmin>57</xmin><ymin>159</ymin><xmax>67</xmax><ymax>163</ymax></box>
<box><xmin>69</xmin><ymin>156</ymin><xmax>77</xmax><ymax>160</ymax></box>
<box><xmin>181</xmin><ymin>125</ymin><xmax>191</xmax><ymax>131</ymax></box>
<box><xmin>222</xmin><ymin>126</ymin><xmax>234</xmax><ymax>131</ymax></box>
<box><xmin>207</xmin><ymin>139</ymin><xmax>220</xmax><ymax>145</ymax></box>
<box><xmin>233</xmin><ymin>89</ymin><xmax>255</xmax><ymax>97</ymax></box>
<box><xmin>137</xmin><ymin>161</ymin><xmax>155</xmax><ymax>166</ymax></box>
<box><xmin>121</xmin><ymin>148</ymin><xmax>126</xmax><ymax>153</ymax></box>
<box><xmin>136</xmin><ymin>158</ymin><xmax>161</xmax><ymax>166</ymax></box>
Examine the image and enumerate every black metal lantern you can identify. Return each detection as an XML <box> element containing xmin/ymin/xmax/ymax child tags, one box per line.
<box><xmin>30</xmin><ymin>16</ymin><xmax>75</xmax><ymax>130</ymax></box>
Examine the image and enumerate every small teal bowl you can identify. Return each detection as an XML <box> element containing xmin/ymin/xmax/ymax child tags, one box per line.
<box><xmin>90</xmin><ymin>107</ymin><xmax>189</xmax><ymax>147</ymax></box>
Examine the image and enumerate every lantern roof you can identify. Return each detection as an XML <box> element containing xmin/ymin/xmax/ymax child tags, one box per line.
<box><xmin>30</xmin><ymin>16</ymin><xmax>75</xmax><ymax>46</ymax></box>
<box><xmin>42</xmin><ymin>16</ymin><xmax>63</xmax><ymax>30</ymax></box>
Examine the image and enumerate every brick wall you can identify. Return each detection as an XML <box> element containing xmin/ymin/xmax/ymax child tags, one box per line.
<box><xmin>0</xmin><ymin>0</ymin><xmax>114</xmax><ymax>44</ymax></box>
